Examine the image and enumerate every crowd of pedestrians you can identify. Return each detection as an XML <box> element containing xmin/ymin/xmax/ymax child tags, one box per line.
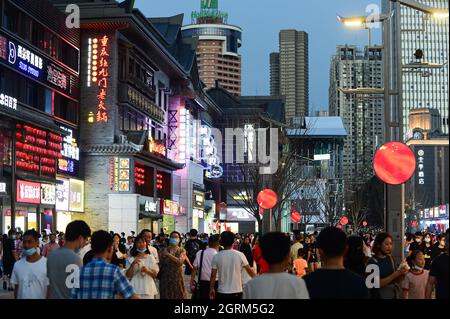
<box><xmin>0</xmin><ymin>222</ymin><xmax>448</xmax><ymax>300</ymax></box>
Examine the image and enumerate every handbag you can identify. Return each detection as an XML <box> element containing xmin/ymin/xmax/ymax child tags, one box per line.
<box><xmin>192</xmin><ymin>249</ymin><xmax>205</xmax><ymax>299</ymax></box>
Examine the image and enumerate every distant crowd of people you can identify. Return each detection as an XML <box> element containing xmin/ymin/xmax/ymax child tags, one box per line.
<box><xmin>0</xmin><ymin>223</ymin><xmax>448</xmax><ymax>300</ymax></box>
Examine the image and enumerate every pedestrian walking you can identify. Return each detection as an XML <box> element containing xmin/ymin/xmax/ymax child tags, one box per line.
<box><xmin>209</xmin><ymin>231</ymin><xmax>256</xmax><ymax>300</ymax></box>
<box><xmin>140</xmin><ymin>229</ymin><xmax>160</xmax><ymax>264</ymax></box>
<box><xmin>47</xmin><ymin>220</ymin><xmax>91</xmax><ymax>299</ymax></box>
<box><xmin>293</xmin><ymin>248</ymin><xmax>308</xmax><ymax>278</ymax></box>
<box><xmin>184</xmin><ymin>229</ymin><xmax>202</xmax><ymax>277</ymax></box>
<box><xmin>422</xmin><ymin>233</ymin><xmax>434</xmax><ymax>270</ymax></box>
<box><xmin>432</xmin><ymin>234</ymin><xmax>446</xmax><ymax>260</ymax></box>
<box><xmin>125</xmin><ymin>234</ymin><xmax>159</xmax><ymax>299</ymax></box>
<box><xmin>306</xmin><ymin>234</ymin><xmax>320</xmax><ymax>272</ymax></box>
<box><xmin>11</xmin><ymin>230</ymin><xmax>48</xmax><ymax>299</ymax></box>
<box><xmin>111</xmin><ymin>233</ymin><xmax>127</xmax><ymax>268</ymax></box>
<box><xmin>289</xmin><ymin>232</ymin><xmax>304</xmax><ymax>273</ymax></box>
<box><xmin>303</xmin><ymin>227</ymin><xmax>369</xmax><ymax>299</ymax></box>
<box><xmin>2</xmin><ymin>230</ymin><xmax>17</xmax><ymax>291</ymax></box>
<box><xmin>41</xmin><ymin>234</ymin><xmax>60</xmax><ymax>257</ymax></box>
<box><xmin>239</xmin><ymin>236</ymin><xmax>257</xmax><ymax>289</ymax></box>
<box><xmin>158</xmin><ymin>231</ymin><xmax>188</xmax><ymax>299</ymax></box>
<box><xmin>409</xmin><ymin>232</ymin><xmax>424</xmax><ymax>255</ymax></box>
<box><xmin>252</xmin><ymin>235</ymin><xmax>268</xmax><ymax>274</ymax></box>
<box><xmin>190</xmin><ymin>234</ymin><xmax>219</xmax><ymax>299</ymax></box>
<box><xmin>367</xmin><ymin>232</ymin><xmax>409</xmax><ymax>299</ymax></box>
<box><xmin>426</xmin><ymin>229</ymin><xmax>449</xmax><ymax>300</ymax></box>
<box><xmin>401</xmin><ymin>250</ymin><xmax>429</xmax><ymax>299</ymax></box>
<box><xmin>344</xmin><ymin>235</ymin><xmax>369</xmax><ymax>277</ymax></box>
<box><xmin>244</xmin><ymin>232</ymin><xmax>309</xmax><ymax>299</ymax></box>
<box><xmin>71</xmin><ymin>230</ymin><xmax>139</xmax><ymax>299</ymax></box>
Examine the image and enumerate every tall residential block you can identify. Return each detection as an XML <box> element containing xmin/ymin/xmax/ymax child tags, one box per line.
<box><xmin>329</xmin><ymin>45</ymin><xmax>384</xmax><ymax>192</ymax></box>
<box><xmin>272</xmin><ymin>30</ymin><xmax>309</xmax><ymax>122</ymax></box>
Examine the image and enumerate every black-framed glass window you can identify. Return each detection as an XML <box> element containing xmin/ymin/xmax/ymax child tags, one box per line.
<box><xmin>54</xmin><ymin>93</ymin><xmax>78</xmax><ymax>125</ymax></box>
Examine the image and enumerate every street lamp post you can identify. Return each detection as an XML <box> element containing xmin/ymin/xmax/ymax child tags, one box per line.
<box><xmin>338</xmin><ymin>0</ymin><xmax>449</xmax><ymax>264</ymax></box>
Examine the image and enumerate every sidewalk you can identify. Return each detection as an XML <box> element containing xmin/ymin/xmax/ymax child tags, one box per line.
<box><xmin>0</xmin><ymin>289</ymin><xmax>14</xmax><ymax>300</ymax></box>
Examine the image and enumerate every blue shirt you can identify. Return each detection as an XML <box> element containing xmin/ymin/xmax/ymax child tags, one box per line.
<box><xmin>71</xmin><ymin>257</ymin><xmax>134</xmax><ymax>299</ymax></box>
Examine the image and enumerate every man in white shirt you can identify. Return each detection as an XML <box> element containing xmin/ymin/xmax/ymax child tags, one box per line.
<box><xmin>11</xmin><ymin>230</ymin><xmax>49</xmax><ymax>299</ymax></box>
<box><xmin>190</xmin><ymin>234</ymin><xmax>220</xmax><ymax>299</ymax></box>
<box><xmin>141</xmin><ymin>229</ymin><xmax>160</xmax><ymax>264</ymax></box>
<box><xmin>210</xmin><ymin>231</ymin><xmax>256</xmax><ymax>299</ymax></box>
<box><xmin>244</xmin><ymin>232</ymin><xmax>309</xmax><ymax>299</ymax></box>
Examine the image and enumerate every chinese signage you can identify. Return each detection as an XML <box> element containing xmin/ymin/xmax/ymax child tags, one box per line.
<box><xmin>144</xmin><ymin>200</ymin><xmax>157</xmax><ymax>213</ymax></box>
<box><xmin>162</xmin><ymin>199</ymin><xmax>180</xmax><ymax>216</ymax></box>
<box><xmin>56</xmin><ymin>179</ymin><xmax>70</xmax><ymax>211</ymax></box>
<box><xmin>17</xmin><ymin>180</ymin><xmax>41</xmax><ymax>204</ymax></box>
<box><xmin>414</xmin><ymin>146</ymin><xmax>436</xmax><ymax>209</ymax></box>
<box><xmin>58</xmin><ymin>126</ymin><xmax>80</xmax><ymax>176</ymax></box>
<box><xmin>127</xmin><ymin>86</ymin><xmax>165</xmax><ymax>123</ymax></box>
<box><xmin>179</xmin><ymin>108</ymin><xmax>190</xmax><ymax>164</ymax></box>
<box><xmin>69</xmin><ymin>179</ymin><xmax>84</xmax><ymax>212</ymax></box>
<box><xmin>0</xmin><ymin>93</ymin><xmax>17</xmax><ymax>111</ymax></box>
<box><xmin>41</xmin><ymin>184</ymin><xmax>56</xmax><ymax>205</ymax></box>
<box><xmin>200</xmin><ymin>125</ymin><xmax>223</xmax><ymax>178</ymax></box>
<box><xmin>201</xmin><ymin>0</ymin><xmax>218</xmax><ymax>9</ymax></box>
<box><xmin>87</xmin><ymin>36</ymin><xmax>110</xmax><ymax>123</ymax></box>
<box><xmin>110</xmin><ymin>157</ymin><xmax>130</xmax><ymax>192</ymax></box>
<box><xmin>0</xmin><ymin>34</ymin><xmax>76</xmax><ymax>97</ymax></box>
<box><xmin>417</xmin><ymin>149</ymin><xmax>425</xmax><ymax>185</ymax></box>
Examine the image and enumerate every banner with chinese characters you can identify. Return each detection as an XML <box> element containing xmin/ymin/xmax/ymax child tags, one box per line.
<box><xmin>110</xmin><ymin>157</ymin><xmax>130</xmax><ymax>192</ymax></box>
<box><xmin>87</xmin><ymin>35</ymin><xmax>110</xmax><ymax>123</ymax></box>
<box><xmin>414</xmin><ymin>146</ymin><xmax>435</xmax><ymax>209</ymax></box>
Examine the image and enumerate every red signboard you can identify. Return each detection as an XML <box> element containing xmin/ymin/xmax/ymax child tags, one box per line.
<box><xmin>17</xmin><ymin>180</ymin><xmax>41</xmax><ymax>204</ymax></box>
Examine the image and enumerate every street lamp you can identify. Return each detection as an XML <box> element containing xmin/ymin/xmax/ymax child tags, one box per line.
<box><xmin>337</xmin><ymin>0</ymin><xmax>448</xmax><ymax>263</ymax></box>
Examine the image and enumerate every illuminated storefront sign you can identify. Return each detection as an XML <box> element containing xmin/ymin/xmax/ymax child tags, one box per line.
<box><xmin>417</xmin><ymin>149</ymin><xmax>425</xmax><ymax>185</ymax></box>
<box><xmin>162</xmin><ymin>200</ymin><xmax>180</xmax><ymax>216</ymax></box>
<box><xmin>193</xmin><ymin>191</ymin><xmax>205</xmax><ymax>208</ymax></box>
<box><xmin>134</xmin><ymin>166</ymin><xmax>145</xmax><ymax>186</ymax></box>
<box><xmin>87</xmin><ymin>36</ymin><xmax>110</xmax><ymax>123</ymax></box>
<box><xmin>47</xmin><ymin>64</ymin><xmax>68</xmax><ymax>91</ymax></box>
<box><xmin>110</xmin><ymin>157</ymin><xmax>130</xmax><ymax>192</ymax></box>
<box><xmin>69</xmin><ymin>179</ymin><xmax>84</xmax><ymax>212</ymax></box>
<box><xmin>41</xmin><ymin>184</ymin><xmax>56</xmax><ymax>205</ymax></box>
<box><xmin>7</xmin><ymin>40</ymin><xmax>43</xmax><ymax>79</ymax></box>
<box><xmin>0</xmin><ymin>93</ymin><xmax>17</xmax><ymax>111</ymax></box>
<box><xmin>179</xmin><ymin>108</ymin><xmax>190</xmax><ymax>164</ymax></box>
<box><xmin>149</xmin><ymin>137</ymin><xmax>166</xmax><ymax>157</ymax></box>
<box><xmin>200</xmin><ymin>125</ymin><xmax>223</xmax><ymax>178</ymax></box>
<box><xmin>144</xmin><ymin>200</ymin><xmax>157</xmax><ymax>213</ymax></box>
<box><xmin>58</xmin><ymin>126</ymin><xmax>80</xmax><ymax>176</ymax></box>
<box><xmin>56</xmin><ymin>179</ymin><xmax>70</xmax><ymax>211</ymax></box>
<box><xmin>17</xmin><ymin>180</ymin><xmax>41</xmax><ymax>204</ymax></box>
<box><xmin>0</xmin><ymin>182</ymin><xmax>6</xmax><ymax>193</ymax></box>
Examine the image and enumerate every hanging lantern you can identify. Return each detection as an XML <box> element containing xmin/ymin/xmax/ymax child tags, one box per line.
<box><xmin>362</xmin><ymin>221</ymin><xmax>368</xmax><ymax>227</ymax></box>
<box><xmin>291</xmin><ymin>212</ymin><xmax>301</xmax><ymax>223</ymax></box>
<box><xmin>257</xmin><ymin>189</ymin><xmax>278</xmax><ymax>209</ymax></box>
<box><xmin>340</xmin><ymin>216</ymin><xmax>349</xmax><ymax>226</ymax></box>
<box><xmin>374</xmin><ymin>142</ymin><xmax>416</xmax><ymax>185</ymax></box>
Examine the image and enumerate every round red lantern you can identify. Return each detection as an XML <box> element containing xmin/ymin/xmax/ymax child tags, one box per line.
<box><xmin>291</xmin><ymin>212</ymin><xmax>301</xmax><ymax>223</ymax></box>
<box><xmin>362</xmin><ymin>221</ymin><xmax>368</xmax><ymax>227</ymax></box>
<box><xmin>257</xmin><ymin>189</ymin><xmax>278</xmax><ymax>210</ymax></box>
<box><xmin>340</xmin><ymin>216</ymin><xmax>349</xmax><ymax>226</ymax></box>
<box><xmin>374</xmin><ymin>142</ymin><xmax>416</xmax><ymax>185</ymax></box>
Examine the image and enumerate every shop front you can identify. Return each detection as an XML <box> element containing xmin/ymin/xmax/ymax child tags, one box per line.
<box><xmin>55</xmin><ymin>178</ymin><xmax>85</xmax><ymax>233</ymax></box>
<box><xmin>193</xmin><ymin>190</ymin><xmax>205</xmax><ymax>233</ymax></box>
<box><xmin>162</xmin><ymin>199</ymin><xmax>181</xmax><ymax>234</ymax></box>
<box><xmin>416</xmin><ymin>205</ymin><xmax>449</xmax><ymax>234</ymax></box>
<box><xmin>138</xmin><ymin>196</ymin><xmax>161</xmax><ymax>234</ymax></box>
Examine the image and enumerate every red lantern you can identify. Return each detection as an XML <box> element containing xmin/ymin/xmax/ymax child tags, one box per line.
<box><xmin>340</xmin><ymin>216</ymin><xmax>349</xmax><ymax>226</ymax></box>
<box><xmin>374</xmin><ymin>142</ymin><xmax>416</xmax><ymax>185</ymax></box>
<box><xmin>362</xmin><ymin>221</ymin><xmax>368</xmax><ymax>227</ymax></box>
<box><xmin>291</xmin><ymin>212</ymin><xmax>301</xmax><ymax>223</ymax></box>
<box><xmin>257</xmin><ymin>189</ymin><xmax>278</xmax><ymax>209</ymax></box>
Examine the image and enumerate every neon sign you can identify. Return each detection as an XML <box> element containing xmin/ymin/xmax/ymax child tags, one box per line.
<box><xmin>88</xmin><ymin>36</ymin><xmax>110</xmax><ymax>123</ymax></box>
<box><xmin>179</xmin><ymin>108</ymin><xmax>190</xmax><ymax>164</ymax></box>
<box><xmin>0</xmin><ymin>93</ymin><xmax>17</xmax><ymax>111</ymax></box>
<box><xmin>8</xmin><ymin>41</ymin><xmax>43</xmax><ymax>79</ymax></box>
<box><xmin>200</xmin><ymin>125</ymin><xmax>223</xmax><ymax>178</ymax></box>
<box><xmin>47</xmin><ymin>64</ymin><xmax>68</xmax><ymax>91</ymax></box>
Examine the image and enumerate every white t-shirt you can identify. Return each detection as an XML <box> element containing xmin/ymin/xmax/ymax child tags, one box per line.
<box><xmin>11</xmin><ymin>256</ymin><xmax>49</xmax><ymax>299</ymax></box>
<box><xmin>193</xmin><ymin>248</ymin><xmax>218</xmax><ymax>281</ymax></box>
<box><xmin>242</xmin><ymin>261</ymin><xmax>257</xmax><ymax>286</ymax></box>
<box><xmin>147</xmin><ymin>245</ymin><xmax>160</xmax><ymax>264</ymax></box>
<box><xmin>243</xmin><ymin>273</ymin><xmax>310</xmax><ymax>299</ymax></box>
<box><xmin>212</xmin><ymin>249</ymin><xmax>249</xmax><ymax>294</ymax></box>
<box><xmin>126</xmin><ymin>254</ymin><xmax>159</xmax><ymax>296</ymax></box>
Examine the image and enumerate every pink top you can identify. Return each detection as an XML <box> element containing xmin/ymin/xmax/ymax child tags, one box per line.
<box><xmin>294</xmin><ymin>258</ymin><xmax>308</xmax><ymax>277</ymax></box>
<box><xmin>401</xmin><ymin>270</ymin><xmax>429</xmax><ymax>299</ymax></box>
<box><xmin>42</xmin><ymin>242</ymin><xmax>60</xmax><ymax>257</ymax></box>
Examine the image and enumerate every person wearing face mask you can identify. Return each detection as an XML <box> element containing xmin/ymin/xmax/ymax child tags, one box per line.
<box><xmin>10</xmin><ymin>230</ymin><xmax>48</xmax><ymax>299</ymax></box>
<box><xmin>408</xmin><ymin>232</ymin><xmax>424</xmax><ymax>256</ymax></box>
<box><xmin>71</xmin><ymin>230</ymin><xmax>139</xmax><ymax>299</ymax></box>
<box><xmin>158</xmin><ymin>231</ymin><xmax>188</xmax><ymax>299</ymax></box>
<box><xmin>46</xmin><ymin>221</ymin><xmax>91</xmax><ymax>299</ymax></box>
<box><xmin>125</xmin><ymin>234</ymin><xmax>159</xmax><ymax>299</ymax></box>
<box><xmin>422</xmin><ymin>233</ymin><xmax>434</xmax><ymax>270</ymax></box>
<box><xmin>426</xmin><ymin>229</ymin><xmax>449</xmax><ymax>300</ymax></box>
<box><xmin>432</xmin><ymin>234</ymin><xmax>446</xmax><ymax>260</ymax></box>
<box><xmin>401</xmin><ymin>250</ymin><xmax>429</xmax><ymax>299</ymax></box>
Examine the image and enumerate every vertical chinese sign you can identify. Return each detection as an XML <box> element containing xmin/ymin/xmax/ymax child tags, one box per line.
<box><xmin>87</xmin><ymin>36</ymin><xmax>110</xmax><ymax>123</ymax></box>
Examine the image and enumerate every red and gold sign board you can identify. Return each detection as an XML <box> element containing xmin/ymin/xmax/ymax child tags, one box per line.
<box><xmin>88</xmin><ymin>35</ymin><xmax>110</xmax><ymax>123</ymax></box>
<box><xmin>15</xmin><ymin>124</ymin><xmax>62</xmax><ymax>176</ymax></box>
<box><xmin>17</xmin><ymin>180</ymin><xmax>41</xmax><ymax>204</ymax></box>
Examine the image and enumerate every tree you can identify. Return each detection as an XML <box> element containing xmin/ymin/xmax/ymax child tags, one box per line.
<box><xmin>347</xmin><ymin>187</ymin><xmax>367</xmax><ymax>234</ymax></box>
